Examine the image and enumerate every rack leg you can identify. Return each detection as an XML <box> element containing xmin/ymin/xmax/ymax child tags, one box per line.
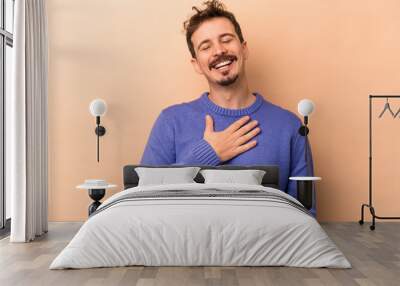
<box><xmin>359</xmin><ymin>204</ymin><xmax>368</xmax><ymax>225</ymax></box>
<box><xmin>369</xmin><ymin>206</ymin><xmax>376</xmax><ymax>231</ymax></box>
<box><xmin>359</xmin><ymin>203</ymin><xmax>377</xmax><ymax>230</ymax></box>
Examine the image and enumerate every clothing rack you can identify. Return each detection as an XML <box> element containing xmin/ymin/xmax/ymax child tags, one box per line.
<box><xmin>359</xmin><ymin>95</ymin><xmax>400</xmax><ymax>230</ymax></box>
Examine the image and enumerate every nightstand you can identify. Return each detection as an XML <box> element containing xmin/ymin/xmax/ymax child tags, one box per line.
<box><xmin>76</xmin><ymin>180</ymin><xmax>117</xmax><ymax>216</ymax></box>
<box><xmin>289</xmin><ymin>176</ymin><xmax>321</xmax><ymax>210</ymax></box>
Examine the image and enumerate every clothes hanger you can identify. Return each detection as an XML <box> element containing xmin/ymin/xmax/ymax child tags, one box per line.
<box><xmin>378</xmin><ymin>97</ymin><xmax>395</xmax><ymax>118</ymax></box>
<box><xmin>394</xmin><ymin>106</ymin><xmax>400</xmax><ymax>118</ymax></box>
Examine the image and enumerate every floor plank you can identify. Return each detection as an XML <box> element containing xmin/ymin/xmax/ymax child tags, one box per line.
<box><xmin>0</xmin><ymin>222</ymin><xmax>399</xmax><ymax>286</ymax></box>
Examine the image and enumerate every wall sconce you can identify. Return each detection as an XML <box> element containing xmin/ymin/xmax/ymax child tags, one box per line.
<box><xmin>298</xmin><ymin>99</ymin><xmax>314</xmax><ymax>136</ymax></box>
<box><xmin>89</xmin><ymin>99</ymin><xmax>107</xmax><ymax>162</ymax></box>
<box><xmin>297</xmin><ymin>99</ymin><xmax>314</xmax><ymax>176</ymax></box>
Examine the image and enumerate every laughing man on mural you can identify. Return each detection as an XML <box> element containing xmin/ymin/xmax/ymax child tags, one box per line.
<box><xmin>141</xmin><ymin>0</ymin><xmax>315</xmax><ymax>214</ymax></box>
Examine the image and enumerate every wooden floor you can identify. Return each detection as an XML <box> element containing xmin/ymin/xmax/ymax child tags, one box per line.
<box><xmin>0</xmin><ymin>222</ymin><xmax>399</xmax><ymax>286</ymax></box>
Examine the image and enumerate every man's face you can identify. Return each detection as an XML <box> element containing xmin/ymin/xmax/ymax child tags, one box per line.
<box><xmin>190</xmin><ymin>17</ymin><xmax>248</xmax><ymax>87</ymax></box>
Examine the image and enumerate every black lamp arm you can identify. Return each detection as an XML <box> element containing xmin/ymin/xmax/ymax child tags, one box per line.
<box><xmin>94</xmin><ymin>116</ymin><xmax>106</xmax><ymax>162</ymax></box>
<box><xmin>298</xmin><ymin>115</ymin><xmax>311</xmax><ymax>176</ymax></box>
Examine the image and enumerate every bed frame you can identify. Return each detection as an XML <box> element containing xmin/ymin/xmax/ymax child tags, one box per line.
<box><xmin>123</xmin><ymin>165</ymin><xmax>280</xmax><ymax>190</ymax></box>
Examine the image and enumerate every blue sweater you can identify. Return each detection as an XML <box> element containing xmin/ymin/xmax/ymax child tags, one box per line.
<box><xmin>141</xmin><ymin>92</ymin><xmax>315</xmax><ymax>214</ymax></box>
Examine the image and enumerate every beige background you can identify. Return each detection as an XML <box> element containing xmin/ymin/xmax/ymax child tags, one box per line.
<box><xmin>47</xmin><ymin>0</ymin><xmax>400</xmax><ymax>222</ymax></box>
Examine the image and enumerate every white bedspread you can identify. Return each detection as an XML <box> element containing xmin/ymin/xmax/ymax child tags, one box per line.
<box><xmin>50</xmin><ymin>183</ymin><xmax>351</xmax><ymax>269</ymax></box>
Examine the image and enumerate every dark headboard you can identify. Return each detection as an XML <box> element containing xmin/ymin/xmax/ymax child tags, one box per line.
<box><xmin>123</xmin><ymin>165</ymin><xmax>280</xmax><ymax>190</ymax></box>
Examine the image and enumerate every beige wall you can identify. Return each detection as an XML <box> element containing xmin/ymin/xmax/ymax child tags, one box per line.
<box><xmin>47</xmin><ymin>0</ymin><xmax>400</xmax><ymax>222</ymax></box>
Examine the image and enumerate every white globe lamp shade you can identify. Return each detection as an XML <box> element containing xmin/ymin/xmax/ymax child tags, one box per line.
<box><xmin>298</xmin><ymin>99</ymin><xmax>315</xmax><ymax>117</ymax></box>
<box><xmin>89</xmin><ymin>99</ymin><xmax>107</xmax><ymax>117</ymax></box>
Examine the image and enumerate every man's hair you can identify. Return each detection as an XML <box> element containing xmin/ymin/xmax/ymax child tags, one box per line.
<box><xmin>183</xmin><ymin>0</ymin><xmax>245</xmax><ymax>58</ymax></box>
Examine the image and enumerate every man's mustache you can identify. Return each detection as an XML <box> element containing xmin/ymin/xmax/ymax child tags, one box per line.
<box><xmin>209</xmin><ymin>54</ymin><xmax>237</xmax><ymax>70</ymax></box>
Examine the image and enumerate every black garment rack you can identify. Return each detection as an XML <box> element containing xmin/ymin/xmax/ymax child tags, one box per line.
<box><xmin>359</xmin><ymin>95</ymin><xmax>400</xmax><ymax>230</ymax></box>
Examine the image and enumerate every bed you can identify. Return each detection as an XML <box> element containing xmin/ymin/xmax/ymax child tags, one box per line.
<box><xmin>50</xmin><ymin>165</ymin><xmax>350</xmax><ymax>269</ymax></box>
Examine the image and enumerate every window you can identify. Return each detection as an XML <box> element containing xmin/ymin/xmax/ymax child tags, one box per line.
<box><xmin>0</xmin><ymin>0</ymin><xmax>14</xmax><ymax>234</ymax></box>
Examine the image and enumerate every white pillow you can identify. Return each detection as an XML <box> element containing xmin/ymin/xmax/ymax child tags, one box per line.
<box><xmin>135</xmin><ymin>167</ymin><xmax>200</xmax><ymax>186</ymax></box>
<box><xmin>200</xmin><ymin>169</ymin><xmax>266</xmax><ymax>185</ymax></box>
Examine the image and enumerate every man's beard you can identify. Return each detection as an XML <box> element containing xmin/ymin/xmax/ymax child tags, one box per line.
<box><xmin>217</xmin><ymin>74</ymin><xmax>239</xmax><ymax>86</ymax></box>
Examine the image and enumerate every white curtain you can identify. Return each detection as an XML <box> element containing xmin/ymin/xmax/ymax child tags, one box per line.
<box><xmin>9</xmin><ymin>0</ymin><xmax>48</xmax><ymax>242</ymax></box>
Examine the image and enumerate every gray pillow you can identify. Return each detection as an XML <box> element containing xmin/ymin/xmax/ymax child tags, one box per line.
<box><xmin>135</xmin><ymin>167</ymin><xmax>201</xmax><ymax>186</ymax></box>
<box><xmin>200</xmin><ymin>169</ymin><xmax>266</xmax><ymax>185</ymax></box>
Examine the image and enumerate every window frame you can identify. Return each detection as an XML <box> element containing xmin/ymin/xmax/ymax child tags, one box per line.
<box><xmin>0</xmin><ymin>0</ymin><xmax>14</xmax><ymax>233</ymax></box>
